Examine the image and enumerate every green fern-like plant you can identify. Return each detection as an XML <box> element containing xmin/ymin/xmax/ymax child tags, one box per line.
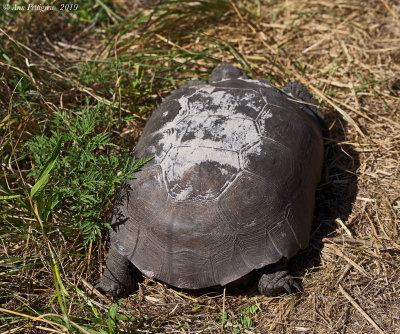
<box><xmin>25</xmin><ymin>101</ymin><xmax>152</xmax><ymax>246</ymax></box>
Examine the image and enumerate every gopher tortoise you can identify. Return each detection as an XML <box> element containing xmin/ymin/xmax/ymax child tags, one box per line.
<box><xmin>96</xmin><ymin>62</ymin><xmax>324</xmax><ymax>297</ymax></box>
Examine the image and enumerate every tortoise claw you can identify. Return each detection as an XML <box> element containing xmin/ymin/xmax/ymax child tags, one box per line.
<box><xmin>283</xmin><ymin>278</ymin><xmax>303</xmax><ymax>295</ymax></box>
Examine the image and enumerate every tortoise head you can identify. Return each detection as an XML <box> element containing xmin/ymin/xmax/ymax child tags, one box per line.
<box><xmin>209</xmin><ymin>62</ymin><xmax>249</xmax><ymax>83</ymax></box>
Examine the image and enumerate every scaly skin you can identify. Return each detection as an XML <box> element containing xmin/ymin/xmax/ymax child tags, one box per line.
<box><xmin>257</xmin><ymin>262</ymin><xmax>303</xmax><ymax>296</ymax></box>
<box><xmin>95</xmin><ymin>244</ymin><xmax>138</xmax><ymax>298</ymax></box>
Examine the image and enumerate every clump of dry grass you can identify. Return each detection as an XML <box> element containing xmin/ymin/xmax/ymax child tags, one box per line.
<box><xmin>1</xmin><ymin>0</ymin><xmax>399</xmax><ymax>333</ymax></box>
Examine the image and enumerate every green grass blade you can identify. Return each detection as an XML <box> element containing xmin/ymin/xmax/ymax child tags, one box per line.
<box><xmin>107</xmin><ymin>299</ymin><xmax>121</xmax><ymax>333</ymax></box>
<box><xmin>37</xmin><ymin>138</ymin><xmax>63</xmax><ymax>181</ymax></box>
<box><xmin>0</xmin><ymin>195</ymin><xmax>22</xmax><ymax>200</ymax></box>
<box><xmin>30</xmin><ymin>139</ymin><xmax>62</xmax><ymax>200</ymax></box>
<box><xmin>43</xmin><ymin>193</ymin><xmax>62</xmax><ymax>222</ymax></box>
<box><xmin>30</xmin><ymin>173</ymin><xmax>50</xmax><ymax>202</ymax></box>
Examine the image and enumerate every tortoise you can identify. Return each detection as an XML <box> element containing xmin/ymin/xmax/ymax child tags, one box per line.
<box><xmin>96</xmin><ymin>62</ymin><xmax>324</xmax><ymax>297</ymax></box>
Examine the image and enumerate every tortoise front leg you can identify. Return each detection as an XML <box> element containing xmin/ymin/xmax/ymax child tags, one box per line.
<box><xmin>257</xmin><ymin>261</ymin><xmax>303</xmax><ymax>296</ymax></box>
<box><xmin>96</xmin><ymin>244</ymin><xmax>138</xmax><ymax>298</ymax></box>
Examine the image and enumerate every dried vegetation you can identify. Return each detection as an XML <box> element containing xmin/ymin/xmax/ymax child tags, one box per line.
<box><xmin>0</xmin><ymin>0</ymin><xmax>399</xmax><ymax>333</ymax></box>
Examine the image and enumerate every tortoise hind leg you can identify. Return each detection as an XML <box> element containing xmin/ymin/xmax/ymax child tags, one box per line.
<box><xmin>96</xmin><ymin>244</ymin><xmax>138</xmax><ymax>298</ymax></box>
<box><xmin>257</xmin><ymin>261</ymin><xmax>303</xmax><ymax>296</ymax></box>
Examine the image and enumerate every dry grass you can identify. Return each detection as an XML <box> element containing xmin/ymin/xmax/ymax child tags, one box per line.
<box><xmin>1</xmin><ymin>0</ymin><xmax>400</xmax><ymax>333</ymax></box>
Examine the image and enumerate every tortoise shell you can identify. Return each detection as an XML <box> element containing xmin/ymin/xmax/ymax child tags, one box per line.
<box><xmin>109</xmin><ymin>63</ymin><xmax>324</xmax><ymax>289</ymax></box>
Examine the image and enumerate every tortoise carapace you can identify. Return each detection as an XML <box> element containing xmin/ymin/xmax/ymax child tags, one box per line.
<box><xmin>96</xmin><ymin>62</ymin><xmax>324</xmax><ymax>297</ymax></box>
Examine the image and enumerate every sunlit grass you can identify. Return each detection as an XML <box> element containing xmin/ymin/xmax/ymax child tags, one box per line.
<box><xmin>0</xmin><ymin>0</ymin><xmax>250</xmax><ymax>332</ymax></box>
<box><xmin>2</xmin><ymin>0</ymin><xmax>399</xmax><ymax>332</ymax></box>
